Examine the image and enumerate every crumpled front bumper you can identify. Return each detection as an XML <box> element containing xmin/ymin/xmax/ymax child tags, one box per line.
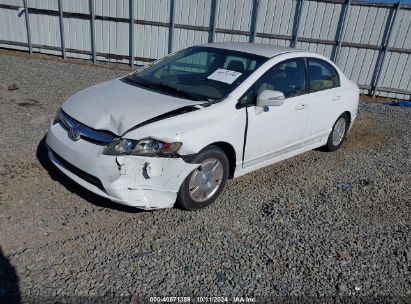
<box><xmin>46</xmin><ymin>123</ymin><xmax>198</xmax><ymax>209</ymax></box>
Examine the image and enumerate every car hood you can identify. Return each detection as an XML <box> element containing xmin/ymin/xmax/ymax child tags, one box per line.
<box><xmin>62</xmin><ymin>78</ymin><xmax>203</xmax><ymax>136</ymax></box>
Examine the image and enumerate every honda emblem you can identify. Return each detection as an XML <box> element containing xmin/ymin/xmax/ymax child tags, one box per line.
<box><xmin>68</xmin><ymin>126</ymin><xmax>80</xmax><ymax>141</ymax></box>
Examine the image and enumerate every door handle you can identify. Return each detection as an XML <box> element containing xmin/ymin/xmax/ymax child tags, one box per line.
<box><xmin>332</xmin><ymin>96</ymin><xmax>341</xmax><ymax>101</ymax></box>
<box><xmin>295</xmin><ymin>103</ymin><xmax>308</xmax><ymax>110</ymax></box>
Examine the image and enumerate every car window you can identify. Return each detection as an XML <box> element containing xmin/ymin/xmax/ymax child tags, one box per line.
<box><xmin>169</xmin><ymin>51</ymin><xmax>210</xmax><ymax>74</ymax></box>
<box><xmin>238</xmin><ymin>58</ymin><xmax>306</xmax><ymax>107</ymax></box>
<box><xmin>307</xmin><ymin>58</ymin><xmax>340</xmax><ymax>92</ymax></box>
<box><xmin>127</xmin><ymin>47</ymin><xmax>266</xmax><ymax>101</ymax></box>
<box><xmin>224</xmin><ymin>55</ymin><xmax>258</xmax><ymax>71</ymax></box>
<box><xmin>257</xmin><ymin>58</ymin><xmax>305</xmax><ymax>98</ymax></box>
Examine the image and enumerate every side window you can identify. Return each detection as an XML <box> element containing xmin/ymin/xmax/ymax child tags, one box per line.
<box><xmin>257</xmin><ymin>58</ymin><xmax>306</xmax><ymax>98</ymax></box>
<box><xmin>307</xmin><ymin>58</ymin><xmax>340</xmax><ymax>92</ymax></box>
<box><xmin>238</xmin><ymin>58</ymin><xmax>306</xmax><ymax>107</ymax></box>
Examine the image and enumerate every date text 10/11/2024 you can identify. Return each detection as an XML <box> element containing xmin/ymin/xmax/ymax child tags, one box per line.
<box><xmin>149</xmin><ymin>296</ymin><xmax>256</xmax><ymax>303</ymax></box>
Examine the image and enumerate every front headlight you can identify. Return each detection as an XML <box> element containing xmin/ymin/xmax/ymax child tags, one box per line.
<box><xmin>103</xmin><ymin>138</ymin><xmax>182</xmax><ymax>156</ymax></box>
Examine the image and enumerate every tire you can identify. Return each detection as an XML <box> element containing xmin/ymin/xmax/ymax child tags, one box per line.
<box><xmin>177</xmin><ymin>145</ymin><xmax>229</xmax><ymax>210</ymax></box>
<box><xmin>324</xmin><ymin>113</ymin><xmax>349</xmax><ymax>152</ymax></box>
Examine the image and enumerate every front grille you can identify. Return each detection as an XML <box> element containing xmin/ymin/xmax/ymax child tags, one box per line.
<box><xmin>58</xmin><ymin>111</ymin><xmax>118</xmax><ymax>145</ymax></box>
<box><xmin>50</xmin><ymin>149</ymin><xmax>106</xmax><ymax>192</ymax></box>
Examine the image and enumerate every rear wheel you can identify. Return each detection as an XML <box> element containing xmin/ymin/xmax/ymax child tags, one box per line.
<box><xmin>324</xmin><ymin>113</ymin><xmax>349</xmax><ymax>152</ymax></box>
<box><xmin>177</xmin><ymin>146</ymin><xmax>229</xmax><ymax>210</ymax></box>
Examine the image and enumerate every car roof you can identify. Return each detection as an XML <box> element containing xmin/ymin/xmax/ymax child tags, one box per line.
<box><xmin>199</xmin><ymin>42</ymin><xmax>301</xmax><ymax>58</ymax></box>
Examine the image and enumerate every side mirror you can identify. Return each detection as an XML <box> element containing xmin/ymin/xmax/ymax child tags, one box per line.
<box><xmin>256</xmin><ymin>90</ymin><xmax>285</xmax><ymax>107</ymax></box>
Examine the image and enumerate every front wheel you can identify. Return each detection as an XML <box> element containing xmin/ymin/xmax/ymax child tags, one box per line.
<box><xmin>324</xmin><ymin>113</ymin><xmax>349</xmax><ymax>152</ymax></box>
<box><xmin>177</xmin><ymin>145</ymin><xmax>229</xmax><ymax>210</ymax></box>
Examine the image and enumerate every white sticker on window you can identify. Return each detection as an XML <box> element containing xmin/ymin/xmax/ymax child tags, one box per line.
<box><xmin>207</xmin><ymin>68</ymin><xmax>242</xmax><ymax>84</ymax></box>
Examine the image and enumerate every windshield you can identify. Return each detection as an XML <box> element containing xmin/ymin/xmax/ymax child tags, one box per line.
<box><xmin>125</xmin><ymin>47</ymin><xmax>267</xmax><ymax>101</ymax></box>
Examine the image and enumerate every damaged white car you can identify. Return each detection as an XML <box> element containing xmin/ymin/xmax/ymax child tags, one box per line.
<box><xmin>46</xmin><ymin>42</ymin><xmax>359</xmax><ymax>210</ymax></box>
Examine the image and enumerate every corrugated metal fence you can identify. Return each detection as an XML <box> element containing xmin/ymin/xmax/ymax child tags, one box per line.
<box><xmin>0</xmin><ymin>0</ymin><xmax>410</xmax><ymax>99</ymax></box>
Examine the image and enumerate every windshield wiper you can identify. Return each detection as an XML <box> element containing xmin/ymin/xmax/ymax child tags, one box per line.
<box><xmin>148</xmin><ymin>82</ymin><xmax>209</xmax><ymax>101</ymax></box>
<box><xmin>123</xmin><ymin>76</ymin><xmax>153</xmax><ymax>89</ymax></box>
<box><xmin>124</xmin><ymin>76</ymin><xmax>212</xmax><ymax>102</ymax></box>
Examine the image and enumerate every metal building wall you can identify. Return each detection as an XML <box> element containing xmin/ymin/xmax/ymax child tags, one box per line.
<box><xmin>0</xmin><ymin>0</ymin><xmax>28</xmax><ymax>52</ymax></box>
<box><xmin>0</xmin><ymin>0</ymin><xmax>410</xmax><ymax>99</ymax></box>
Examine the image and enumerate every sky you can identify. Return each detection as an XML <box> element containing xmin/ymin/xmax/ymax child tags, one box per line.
<box><xmin>364</xmin><ymin>0</ymin><xmax>411</xmax><ymax>3</ymax></box>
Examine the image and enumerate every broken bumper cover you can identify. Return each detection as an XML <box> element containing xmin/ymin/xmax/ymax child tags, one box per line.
<box><xmin>46</xmin><ymin>123</ymin><xmax>198</xmax><ymax>209</ymax></box>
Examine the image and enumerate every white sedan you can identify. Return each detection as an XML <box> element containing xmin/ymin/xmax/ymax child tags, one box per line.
<box><xmin>46</xmin><ymin>42</ymin><xmax>359</xmax><ymax>210</ymax></box>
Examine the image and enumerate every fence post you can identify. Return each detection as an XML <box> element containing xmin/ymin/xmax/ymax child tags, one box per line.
<box><xmin>249</xmin><ymin>0</ymin><xmax>259</xmax><ymax>43</ymax></box>
<box><xmin>291</xmin><ymin>0</ymin><xmax>304</xmax><ymax>48</ymax></box>
<box><xmin>168</xmin><ymin>0</ymin><xmax>175</xmax><ymax>54</ymax></box>
<box><xmin>129</xmin><ymin>0</ymin><xmax>134</xmax><ymax>68</ymax></box>
<box><xmin>57</xmin><ymin>0</ymin><xmax>66</xmax><ymax>59</ymax></box>
<box><xmin>333</xmin><ymin>0</ymin><xmax>351</xmax><ymax>63</ymax></box>
<box><xmin>209</xmin><ymin>0</ymin><xmax>219</xmax><ymax>43</ymax></box>
<box><xmin>89</xmin><ymin>0</ymin><xmax>96</xmax><ymax>63</ymax></box>
<box><xmin>372</xmin><ymin>0</ymin><xmax>402</xmax><ymax>98</ymax></box>
<box><xmin>22</xmin><ymin>0</ymin><xmax>32</xmax><ymax>54</ymax></box>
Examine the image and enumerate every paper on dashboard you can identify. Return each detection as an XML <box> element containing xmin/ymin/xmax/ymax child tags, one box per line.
<box><xmin>207</xmin><ymin>68</ymin><xmax>242</xmax><ymax>84</ymax></box>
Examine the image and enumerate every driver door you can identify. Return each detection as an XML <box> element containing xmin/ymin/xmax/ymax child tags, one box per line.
<box><xmin>242</xmin><ymin>58</ymin><xmax>310</xmax><ymax>168</ymax></box>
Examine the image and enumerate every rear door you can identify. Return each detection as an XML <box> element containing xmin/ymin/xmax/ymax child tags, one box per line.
<box><xmin>306</xmin><ymin>58</ymin><xmax>346</xmax><ymax>139</ymax></box>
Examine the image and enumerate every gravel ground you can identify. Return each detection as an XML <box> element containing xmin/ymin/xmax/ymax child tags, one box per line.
<box><xmin>0</xmin><ymin>53</ymin><xmax>410</xmax><ymax>303</ymax></box>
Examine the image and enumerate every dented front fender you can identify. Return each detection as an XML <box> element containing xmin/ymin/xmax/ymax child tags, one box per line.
<box><xmin>46</xmin><ymin>122</ymin><xmax>200</xmax><ymax>209</ymax></box>
<box><xmin>113</xmin><ymin>156</ymin><xmax>198</xmax><ymax>193</ymax></box>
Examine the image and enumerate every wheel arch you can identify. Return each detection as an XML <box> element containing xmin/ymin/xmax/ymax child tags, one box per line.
<box><xmin>208</xmin><ymin>141</ymin><xmax>236</xmax><ymax>179</ymax></box>
<box><xmin>343</xmin><ymin>111</ymin><xmax>351</xmax><ymax>125</ymax></box>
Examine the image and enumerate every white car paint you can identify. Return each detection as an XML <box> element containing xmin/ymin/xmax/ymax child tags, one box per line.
<box><xmin>62</xmin><ymin>78</ymin><xmax>204</xmax><ymax>136</ymax></box>
<box><xmin>46</xmin><ymin>43</ymin><xmax>359</xmax><ymax>210</ymax></box>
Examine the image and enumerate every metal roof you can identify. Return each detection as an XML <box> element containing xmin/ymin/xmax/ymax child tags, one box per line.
<box><xmin>200</xmin><ymin>42</ymin><xmax>300</xmax><ymax>58</ymax></box>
